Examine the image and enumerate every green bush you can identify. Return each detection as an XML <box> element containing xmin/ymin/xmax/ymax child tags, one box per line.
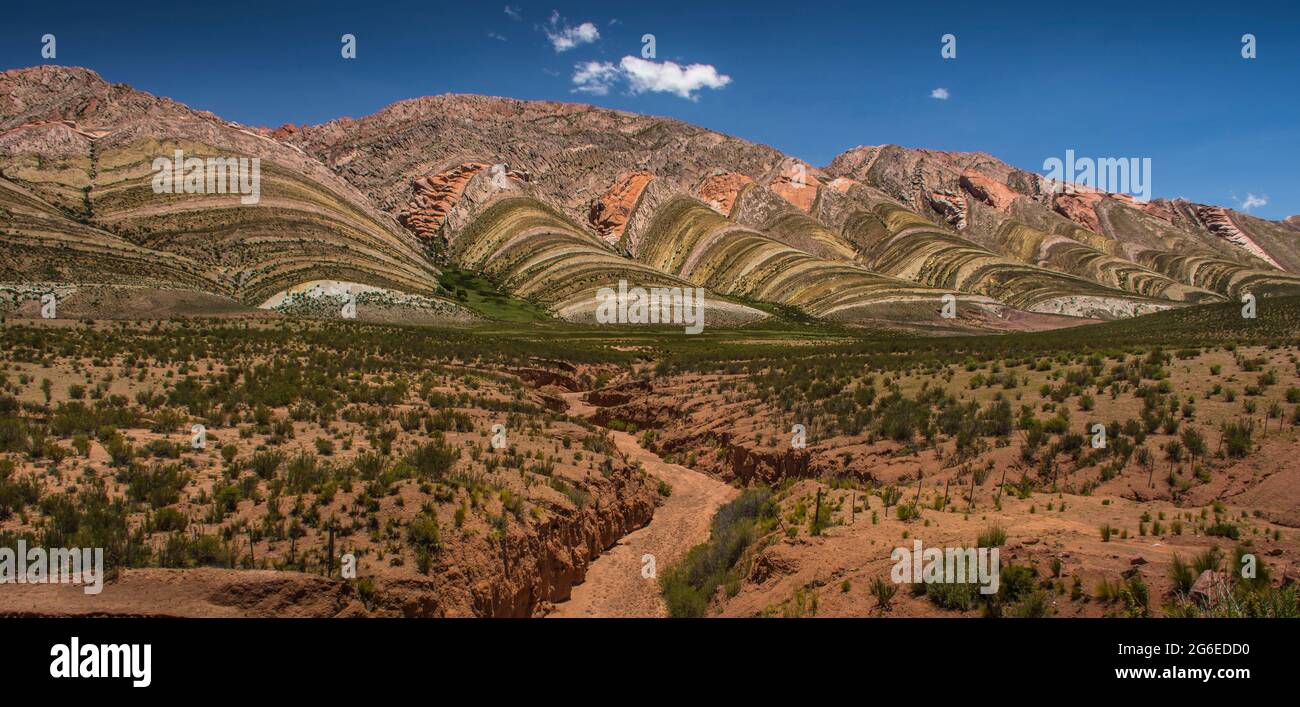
<box><xmin>977</xmin><ymin>524</ymin><xmax>1007</xmax><ymax>548</ymax></box>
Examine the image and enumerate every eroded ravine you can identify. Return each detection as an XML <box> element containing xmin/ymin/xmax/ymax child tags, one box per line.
<box><xmin>548</xmin><ymin>392</ymin><xmax>738</xmax><ymax>617</ymax></box>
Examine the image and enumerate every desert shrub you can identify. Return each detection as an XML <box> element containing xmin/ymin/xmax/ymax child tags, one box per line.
<box><xmin>1221</xmin><ymin>421</ymin><xmax>1253</xmax><ymax>458</ymax></box>
<box><xmin>870</xmin><ymin>577</ymin><xmax>898</xmax><ymax>609</ymax></box>
<box><xmin>160</xmin><ymin>532</ymin><xmax>232</xmax><ymax>568</ymax></box>
<box><xmin>876</xmin><ymin>394</ymin><xmax>928</xmax><ymax>442</ymax></box>
<box><xmin>406</xmin><ymin>433</ymin><xmax>460</xmax><ymax>480</ymax></box>
<box><xmin>285</xmin><ymin>453</ymin><xmax>328</xmax><ymax>493</ymax></box>
<box><xmin>1205</xmin><ymin>521</ymin><xmax>1240</xmax><ymax>540</ymax></box>
<box><xmin>977</xmin><ymin>524</ymin><xmax>1007</xmax><ymax>548</ymax></box>
<box><xmin>998</xmin><ymin>564</ymin><xmax>1037</xmax><ymax>604</ymax></box>
<box><xmin>153</xmin><ymin>507</ymin><xmax>188</xmax><ymax>532</ymax></box>
<box><xmin>249</xmin><ymin>450</ymin><xmax>284</xmax><ymax>480</ymax></box>
<box><xmin>1011</xmin><ymin>590</ymin><xmax>1053</xmax><ymax>618</ymax></box>
<box><xmin>1193</xmin><ymin>546</ymin><xmax>1223</xmax><ymax>574</ymax></box>
<box><xmin>406</xmin><ymin>505</ymin><xmax>441</xmax><ymax>557</ymax></box>
<box><xmin>0</xmin><ymin>461</ymin><xmax>41</xmax><ymax>520</ymax></box>
<box><xmin>120</xmin><ymin>462</ymin><xmax>189</xmax><ymax>508</ymax></box>
<box><xmin>1169</xmin><ymin>553</ymin><xmax>1196</xmax><ymax>594</ymax></box>
<box><xmin>926</xmin><ymin>579</ymin><xmax>979</xmax><ymax>611</ymax></box>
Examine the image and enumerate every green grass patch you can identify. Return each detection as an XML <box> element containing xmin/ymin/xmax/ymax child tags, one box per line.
<box><xmin>436</xmin><ymin>268</ymin><xmax>553</xmax><ymax>323</ymax></box>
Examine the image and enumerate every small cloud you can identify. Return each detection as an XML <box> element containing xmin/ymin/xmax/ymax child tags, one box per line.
<box><xmin>570</xmin><ymin>57</ymin><xmax>731</xmax><ymax>100</ymax></box>
<box><xmin>1237</xmin><ymin>193</ymin><xmax>1268</xmax><ymax>211</ymax></box>
<box><xmin>571</xmin><ymin>61</ymin><xmax>619</xmax><ymax>95</ymax></box>
<box><xmin>546</xmin><ymin>11</ymin><xmax>600</xmax><ymax>52</ymax></box>
<box><xmin>504</xmin><ymin>5</ymin><xmax>522</xmax><ymax>20</ymax></box>
<box><xmin>487</xmin><ymin>32</ymin><xmax>507</xmax><ymax>42</ymax></box>
<box><xmin>930</xmin><ymin>87</ymin><xmax>950</xmax><ymax>100</ymax></box>
<box><xmin>619</xmin><ymin>56</ymin><xmax>731</xmax><ymax>100</ymax></box>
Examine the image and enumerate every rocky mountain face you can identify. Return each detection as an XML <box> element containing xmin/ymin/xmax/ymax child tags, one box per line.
<box><xmin>0</xmin><ymin>66</ymin><xmax>442</xmax><ymax>308</ymax></box>
<box><xmin>4</xmin><ymin>65</ymin><xmax>1298</xmax><ymax>326</ymax></box>
<box><xmin>824</xmin><ymin>145</ymin><xmax>1300</xmax><ymax>298</ymax></box>
<box><xmin>282</xmin><ymin>93</ymin><xmax>787</xmax><ymax>229</ymax></box>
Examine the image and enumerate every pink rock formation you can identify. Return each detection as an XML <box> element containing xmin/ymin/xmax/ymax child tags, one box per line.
<box><xmin>398</xmin><ymin>164</ymin><xmax>488</xmax><ymax>241</ymax></box>
<box><xmin>398</xmin><ymin>163</ymin><xmax>529</xmax><ymax>241</ymax></box>
<box><xmin>959</xmin><ymin>170</ymin><xmax>1017</xmax><ymax>211</ymax></box>
<box><xmin>769</xmin><ymin>163</ymin><xmax>819</xmax><ymax>213</ymax></box>
<box><xmin>827</xmin><ymin>177</ymin><xmax>858</xmax><ymax>194</ymax></box>
<box><xmin>589</xmin><ymin>171</ymin><xmax>655</xmax><ymax>243</ymax></box>
<box><xmin>271</xmin><ymin>123</ymin><xmax>299</xmax><ymax>140</ymax></box>
<box><xmin>1195</xmin><ymin>205</ymin><xmax>1282</xmax><ymax>268</ymax></box>
<box><xmin>695</xmin><ymin>172</ymin><xmax>754</xmax><ymax>216</ymax></box>
<box><xmin>1051</xmin><ymin>192</ymin><xmax>1104</xmax><ymax>233</ymax></box>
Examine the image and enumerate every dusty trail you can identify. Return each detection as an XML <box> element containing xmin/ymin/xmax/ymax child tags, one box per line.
<box><xmin>549</xmin><ymin>393</ymin><xmax>738</xmax><ymax>617</ymax></box>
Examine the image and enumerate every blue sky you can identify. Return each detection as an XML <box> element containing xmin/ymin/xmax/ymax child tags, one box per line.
<box><xmin>3</xmin><ymin>0</ymin><xmax>1298</xmax><ymax>219</ymax></box>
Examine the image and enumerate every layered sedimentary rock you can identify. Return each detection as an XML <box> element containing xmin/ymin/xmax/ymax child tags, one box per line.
<box><xmin>587</xmin><ymin>170</ymin><xmax>654</xmax><ymax>245</ymax></box>
<box><xmin>825</xmin><ymin>143</ymin><xmax>1300</xmax><ymax>300</ymax></box>
<box><xmin>0</xmin><ymin>66</ymin><xmax>442</xmax><ymax>305</ymax></box>
<box><xmin>608</xmin><ymin>179</ymin><xmax>1024</xmax><ymax>329</ymax></box>
<box><xmin>441</xmin><ymin>173</ymin><xmax>766</xmax><ymax>324</ymax></box>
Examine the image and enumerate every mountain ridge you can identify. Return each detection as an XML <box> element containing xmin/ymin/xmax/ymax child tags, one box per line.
<box><xmin>3</xmin><ymin>65</ymin><xmax>1297</xmax><ymax>329</ymax></box>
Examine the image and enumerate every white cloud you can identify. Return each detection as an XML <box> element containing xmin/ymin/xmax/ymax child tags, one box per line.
<box><xmin>1238</xmin><ymin>193</ymin><xmax>1268</xmax><ymax>211</ymax></box>
<box><xmin>504</xmin><ymin>5</ymin><xmax>521</xmax><ymax>20</ymax></box>
<box><xmin>546</xmin><ymin>11</ymin><xmax>600</xmax><ymax>52</ymax></box>
<box><xmin>930</xmin><ymin>87</ymin><xmax>950</xmax><ymax>100</ymax></box>
<box><xmin>618</xmin><ymin>56</ymin><xmax>731</xmax><ymax>100</ymax></box>
<box><xmin>571</xmin><ymin>61</ymin><xmax>619</xmax><ymax>95</ymax></box>
<box><xmin>569</xmin><ymin>56</ymin><xmax>732</xmax><ymax>100</ymax></box>
<box><xmin>488</xmin><ymin>32</ymin><xmax>507</xmax><ymax>42</ymax></box>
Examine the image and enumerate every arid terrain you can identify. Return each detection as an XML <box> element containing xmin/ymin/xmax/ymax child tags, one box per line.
<box><xmin>2</xmin><ymin>296</ymin><xmax>1299</xmax><ymax>618</ymax></box>
<box><xmin>3</xmin><ymin>64</ymin><xmax>1300</xmax><ymax>618</ymax></box>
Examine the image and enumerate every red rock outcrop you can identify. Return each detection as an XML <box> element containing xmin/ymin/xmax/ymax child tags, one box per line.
<box><xmin>270</xmin><ymin>122</ymin><xmax>299</xmax><ymax>139</ymax></box>
<box><xmin>959</xmin><ymin>170</ymin><xmax>1017</xmax><ymax>210</ymax></box>
<box><xmin>1051</xmin><ymin>192</ymin><xmax>1104</xmax><ymax>233</ymax></box>
<box><xmin>770</xmin><ymin>162</ymin><xmax>819</xmax><ymax>213</ymax></box>
<box><xmin>588</xmin><ymin>170</ymin><xmax>655</xmax><ymax>243</ymax></box>
<box><xmin>695</xmin><ymin>172</ymin><xmax>754</xmax><ymax>216</ymax></box>
<box><xmin>397</xmin><ymin>163</ymin><xmax>528</xmax><ymax>242</ymax></box>
<box><xmin>827</xmin><ymin>176</ymin><xmax>858</xmax><ymax>194</ymax></box>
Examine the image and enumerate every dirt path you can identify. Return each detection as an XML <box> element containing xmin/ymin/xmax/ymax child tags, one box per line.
<box><xmin>549</xmin><ymin>393</ymin><xmax>738</xmax><ymax>617</ymax></box>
